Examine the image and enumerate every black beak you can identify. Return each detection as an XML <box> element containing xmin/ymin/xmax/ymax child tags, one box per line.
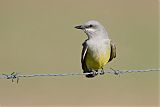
<box><xmin>74</xmin><ymin>25</ymin><xmax>84</xmax><ymax>29</ymax></box>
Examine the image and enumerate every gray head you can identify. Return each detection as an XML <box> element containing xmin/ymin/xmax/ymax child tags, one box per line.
<box><xmin>75</xmin><ymin>20</ymin><xmax>109</xmax><ymax>39</ymax></box>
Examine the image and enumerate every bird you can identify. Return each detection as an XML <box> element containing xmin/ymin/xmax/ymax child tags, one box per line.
<box><xmin>75</xmin><ymin>20</ymin><xmax>116</xmax><ymax>78</ymax></box>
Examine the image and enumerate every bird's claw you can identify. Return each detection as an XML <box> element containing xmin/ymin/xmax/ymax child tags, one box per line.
<box><xmin>99</xmin><ymin>68</ymin><xmax>105</xmax><ymax>75</ymax></box>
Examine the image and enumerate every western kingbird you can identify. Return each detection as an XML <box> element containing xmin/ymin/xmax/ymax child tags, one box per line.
<box><xmin>75</xmin><ymin>20</ymin><xmax>116</xmax><ymax>78</ymax></box>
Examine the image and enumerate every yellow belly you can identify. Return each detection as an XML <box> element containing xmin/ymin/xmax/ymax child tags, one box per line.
<box><xmin>85</xmin><ymin>49</ymin><xmax>111</xmax><ymax>70</ymax></box>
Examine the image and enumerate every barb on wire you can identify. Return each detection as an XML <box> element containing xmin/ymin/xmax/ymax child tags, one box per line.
<box><xmin>0</xmin><ymin>68</ymin><xmax>160</xmax><ymax>83</ymax></box>
<box><xmin>1</xmin><ymin>72</ymin><xmax>19</xmax><ymax>83</ymax></box>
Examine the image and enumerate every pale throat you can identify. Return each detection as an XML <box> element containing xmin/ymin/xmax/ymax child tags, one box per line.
<box><xmin>84</xmin><ymin>28</ymin><xmax>109</xmax><ymax>39</ymax></box>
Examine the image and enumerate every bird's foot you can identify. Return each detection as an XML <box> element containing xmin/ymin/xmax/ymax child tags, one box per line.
<box><xmin>100</xmin><ymin>68</ymin><xmax>105</xmax><ymax>75</ymax></box>
<box><xmin>94</xmin><ymin>71</ymin><xmax>98</xmax><ymax>76</ymax></box>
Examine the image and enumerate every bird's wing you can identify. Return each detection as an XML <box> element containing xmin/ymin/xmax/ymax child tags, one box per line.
<box><xmin>81</xmin><ymin>40</ymin><xmax>89</xmax><ymax>71</ymax></box>
<box><xmin>108</xmin><ymin>40</ymin><xmax>116</xmax><ymax>62</ymax></box>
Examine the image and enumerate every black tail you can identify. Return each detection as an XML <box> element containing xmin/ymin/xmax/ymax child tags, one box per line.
<box><xmin>83</xmin><ymin>70</ymin><xmax>98</xmax><ymax>78</ymax></box>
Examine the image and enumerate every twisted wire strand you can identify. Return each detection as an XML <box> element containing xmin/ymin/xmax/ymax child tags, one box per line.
<box><xmin>0</xmin><ymin>68</ymin><xmax>159</xmax><ymax>83</ymax></box>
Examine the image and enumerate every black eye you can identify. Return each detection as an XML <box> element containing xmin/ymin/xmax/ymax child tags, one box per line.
<box><xmin>85</xmin><ymin>24</ymin><xmax>94</xmax><ymax>28</ymax></box>
<box><xmin>89</xmin><ymin>24</ymin><xmax>93</xmax><ymax>27</ymax></box>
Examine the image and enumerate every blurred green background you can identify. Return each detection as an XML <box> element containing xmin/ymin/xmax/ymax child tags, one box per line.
<box><xmin>0</xmin><ymin>0</ymin><xmax>159</xmax><ymax>107</ymax></box>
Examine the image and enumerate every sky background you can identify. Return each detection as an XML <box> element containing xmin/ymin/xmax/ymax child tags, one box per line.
<box><xmin>0</xmin><ymin>0</ymin><xmax>159</xmax><ymax>107</ymax></box>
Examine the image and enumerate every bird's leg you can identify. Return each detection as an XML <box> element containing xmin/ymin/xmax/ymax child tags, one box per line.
<box><xmin>100</xmin><ymin>68</ymin><xmax>105</xmax><ymax>75</ymax></box>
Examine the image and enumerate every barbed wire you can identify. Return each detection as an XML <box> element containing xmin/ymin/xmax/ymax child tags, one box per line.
<box><xmin>0</xmin><ymin>68</ymin><xmax>160</xmax><ymax>83</ymax></box>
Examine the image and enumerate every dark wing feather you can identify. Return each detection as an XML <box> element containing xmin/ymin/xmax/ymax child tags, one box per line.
<box><xmin>108</xmin><ymin>40</ymin><xmax>116</xmax><ymax>62</ymax></box>
<box><xmin>81</xmin><ymin>40</ymin><xmax>88</xmax><ymax>71</ymax></box>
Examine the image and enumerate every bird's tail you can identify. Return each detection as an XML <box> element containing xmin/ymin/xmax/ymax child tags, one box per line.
<box><xmin>83</xmin><ymin>70</ymin><xmax>98</xmax><ymax>78</ymax></box>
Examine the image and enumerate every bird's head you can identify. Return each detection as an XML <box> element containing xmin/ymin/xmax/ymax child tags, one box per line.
<box><xmin>75</xmin><ymin>20</ymin><xmax>108</xmax><ymax>39</ymax></box>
